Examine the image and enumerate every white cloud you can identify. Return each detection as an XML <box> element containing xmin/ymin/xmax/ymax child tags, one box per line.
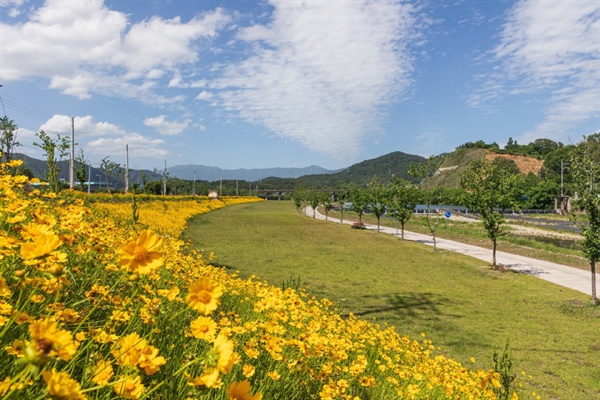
<box><xmin>144</xmin><ymin>115</ymin><xmax>190</xmax><ymax>135</ymax></box>
<box><xmin>33</xmin><ymin>114</ymin><xmax>167</xmax><ymax>162</ymax></box>
<box><xmin>39</xmin><ymin>115</ymin><xmax>128</xmax><ymax>138</ymax></box>
<box><xmin>209</xmin><ymin>0</ymin><xmax>422</xmax><ymax>161</ymax></box>
<box><xmin>86</xmin><ymin>134</ymin><xmax>168</xmax><ymax>159</ymax></box>
<box><xmin>195</xmin><ymin>91</ymin><xmax>213</xmax><ymax>101</ymax></box>
<box><xmin>1</xmin><ymin>1</ymin><xmax>231</xmax><ymax>102</ymax></box>
<box><xmin>0</xmin><ymin>0</ymin><xmax>24</xmax><ymax>17</ymax></box>
<box><xmin>470</xmin><ymin>0</ymin><xmax>599</xmax><ymax>141</ymax></box>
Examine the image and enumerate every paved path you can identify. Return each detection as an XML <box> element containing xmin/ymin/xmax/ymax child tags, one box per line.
<box><xmin>304</xmin><ymin>207</ymin><xmax>598</xmax><ymax>297</ymax></box>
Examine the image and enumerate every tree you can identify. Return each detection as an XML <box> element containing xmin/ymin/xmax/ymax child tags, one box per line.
<box><xmin>388</xmin><ymin>177</ymin><xmax>419</xmax><ymax>240</ymax></box>
<box><xmin>334</xmin><ymin>186</ymin><xmax>350</xmax><ymax>224</ymax></box>
<box><xmin>367</xmin><ymin>177</ymin><xmax>390</xmax><ymax>232</ymax></box>
<box><xmin>292</xmin><ymin>188</ymin><xmax>307</xmax><ymax>211</ymax></box>
<box><xmin>321</xmin><ymin>192</ymin><xmax>334</xmax><ymax>221</ymax></box>
<box><xmin>409</xmin><ymin>156</ymin><xmax>445</xmax><ymax>249</ymax></box>
<box><xmin>407</xmin><ymin>155</ymin><xmax>443</xmax><ymax>188</ymax></box>
<box><xmin>75</xmin><ymin>149</ymin><xmax>88</xmax><ymax>191</ymax></box>
<box><xmin>0</xmin><ymin>116</ymin><xmax>20</xmax><ymax>163</ymax></box>
<box><xmin>33</xmin><ymin>130</ymin><xmax>69</xmax><ymax>193</ymax></box>
<box><xmin>100</xmin><ymin>157</ymin><xmax>121</xmax><ymax>194</ymax></box>
<box><xmin>308</xmin><ymin>189</ymin><xmax>321</xmax><ymax>218</ymax></box>
<box><xmin>527</xmin><ymin>138</ymin><xmax>562</xmax><ymax>158</ymax></box>
<box><xmin>460</xmin><ymin>159</ymin><xmax>522</xmax><ymax>267</ymax></box>
<box><xmin>491</xmin><ymin>157</ymin><xmax>520</xmax><ymax>176</ymax></box>
<box><xmin>350</xmin><ymin>185</ymin><xmax>369</xmax><ymax>223</ymax></box>
<box><xmin>570</xmin><ymin>133</ymin><xmax>600</xmax><ymax>304</ymax></box>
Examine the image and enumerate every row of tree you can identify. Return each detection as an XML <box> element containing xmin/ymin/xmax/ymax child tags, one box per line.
<box><xmin>293</xmin><ymin>133</ymin><xmax>600</xmax><ymax>303</ymax></box>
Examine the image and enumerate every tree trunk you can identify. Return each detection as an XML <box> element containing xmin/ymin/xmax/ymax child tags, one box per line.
<box><xmin>377</xmin><ymin>217</ymin><xmax>380</xmax><ymax>232</ymax></box>
<box><xmin>401</xmin><ymin>223</ymin><xmax>405</xmax><ymax>240</ymax></box>
<box><xmin>591</xmin><ymin>260</ymin><xmax>597</xmax><ymax>304</ymax></box>
<box><xmin>492</xmin><ymin>238</ymin><xmax>497</xmax><ymax>268</ymax></box>
<box><xmin>432</xmin><ymin>233</ymin><xmax>437</xmax><ymax>251</ymax></box>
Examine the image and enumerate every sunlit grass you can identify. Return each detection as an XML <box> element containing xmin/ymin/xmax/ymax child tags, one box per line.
<box><xmin>186</xmin><ymin>200</ymin><xmax>600</xmax><ymax>399</ymax></box>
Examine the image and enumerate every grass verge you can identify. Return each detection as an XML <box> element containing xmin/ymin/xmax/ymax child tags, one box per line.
<box><xmin>185</xmin><ymin>200</ymin><xmax>600</xmax><ymax>400</ymax></box>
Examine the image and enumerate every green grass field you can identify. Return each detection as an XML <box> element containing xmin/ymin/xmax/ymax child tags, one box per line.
<box><xmin>184</xmin><ymin>201</ymin><xmax>600</xmax><ymax>400</ymax></box>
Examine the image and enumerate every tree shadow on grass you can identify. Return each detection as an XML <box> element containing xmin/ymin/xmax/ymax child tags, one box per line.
<box><xmin>342</xmin><ymin>291</ymin><xmax>461</xmax><ymax>319</ymax></box>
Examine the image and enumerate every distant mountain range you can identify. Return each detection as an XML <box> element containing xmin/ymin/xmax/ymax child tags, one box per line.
<box><xmin>166</xmin><ymin>164</ymin><xmax>337</xmax><ymax>181</ymax></box>
<box><xmin>9</xmin><ymin>150</ymin><xmax>429</xmax><ymax>190</ymax></box>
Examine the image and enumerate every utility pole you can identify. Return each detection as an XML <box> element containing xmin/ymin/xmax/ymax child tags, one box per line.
<box><xmin>88</xmin><ymin>164</ymin><xmax>91</xmax><ymax>194</ymax></box>
<box><xmin>125</xmin><ymin>144</ymin><xmax>129</xmax><ymax>193</ymax></box>
<box><xmin>162</xmin><ymin>160</ymin><xmax>167</xmax><ymax>196</ymax></box>
<box><xmin>236</xmin><ymin>179</ymin><xmax>239</xmax><ymax>196</ymax></box>
<box><xmin>193</xmin><ymin>170</ymin><xmax>196</xmax><ymax>196</ymax></box>
<box><xmin>69</xmin><ymin>117</ymin><xmax>75</xmax><ymax>189</ymax></box>
<box><xmin>220</xmin><ymin>176</ymin><xmax>222</xmax><ymax>197</ymax></box>
<box><xmin>561</xmin><ymin>159</ymin><xmax>565</xmax><ymax>197</ymax></box>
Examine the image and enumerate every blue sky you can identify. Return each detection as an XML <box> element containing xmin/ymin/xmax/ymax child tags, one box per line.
<box><xmin>0</xmin><ymin>0</ymin><xmax>598</xmax><ymax>172</ymax></box>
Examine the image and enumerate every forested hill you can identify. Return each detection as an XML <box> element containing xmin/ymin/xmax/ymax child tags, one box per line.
<box><xmin>259</xmin><ymin>151</ymin><xmax>426</xmax><ymax>189</ymax></box>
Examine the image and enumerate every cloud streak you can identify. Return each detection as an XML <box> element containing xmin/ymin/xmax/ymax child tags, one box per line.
<box><xmin>208</xmin><ymin>0</ymin><xmax>422</xmax><ymax>161</ymax></box>
<box><xmin>470</xmin><ymin>0</ymin><xmax>599</xmax><ymax>142</ymax></box>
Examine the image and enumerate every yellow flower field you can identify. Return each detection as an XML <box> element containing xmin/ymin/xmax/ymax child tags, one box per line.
<box><xmin>0</xmin><ymin>158</ymin><xmax>510</xmax><ymax>399</ymax></box>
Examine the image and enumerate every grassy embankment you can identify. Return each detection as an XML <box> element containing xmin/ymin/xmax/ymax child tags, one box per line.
<box><xmin>185</xmin><ymin>200</ymin><xmax>600</xmax><ymax>400</ymax></box>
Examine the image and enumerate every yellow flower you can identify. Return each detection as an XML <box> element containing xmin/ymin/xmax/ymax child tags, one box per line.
<box><xmin>26</xmin><ymin>317</ymin><xmax>78</xmax><ymax>364</ymax></box>
<box><xmin>0</xmin><ymin>276</ymin><xmax>11</xmax><ymax>297</ymax></box>
<box><xmin>186</xmin><ymin>277</ymin><xmax>223</xmax><ymax>315</ymax></box>
<box><xmin>242</xmin><ymin>364</ymin><xmax>255</xmax><ymax>378</ymax></box>
<box><xmin>359</xmin><ymin>375</ymin><xmax>375</xmax><ymax>387</ymax></box>
<box><xmin>92</xmin><ymin>360</ymin><xmax>114</xmax><ymax>386</ymax></box>
<box><xmin>20</xmin><ymin>233</ymin><xmax>62</xmax><ymax>260</ymax></box>
<box><xmin>29</xmin><ymin>294</ymin><xmax>45</xmax><ymax>303</ymax></box>
<box><xmin>407</xmin><ymin>384</ymin><xmax>420</xmax><ymax>395</ymax></box>
<box><xmin>111</xmin><ymin>332</ymin><xmax>166</xmax><ymax>376</ymax></box>
<box><xmin>137</xmin><ymin>343</ymin><xmax>167</xmax><ymax>375</ymax></box>
<box><xmin>20</xmin><ymin>222</ymin><xmax>54</xmax><ymax>240</ymax></box>
<box><xmin>157</xmin><ymin>286</ymin><xmax>180</xmax><ymax>301</ymax></box>
<box><xmin>113</xmin><ymin>375</ymin><xmax>145</xmax><ymax>399</ymax></box>
<box><xmin>42</xmin><ymin>369</ymin><xmax>85</xmax><ymax>399</ymax></box>
<box><xmin>186</xmin><ymin>368</ymin><xmax>222</xmax><ymax>389</ymax></box>
<box><xmin>110</xmin><ymin>310</ymin><xmax>131</xmax><ymax>323</ymax></box>
<box><xmin>207</xmin><ymin>333</ymin><xmax>234</xmax><ymax>374</ymax></box>
<box><xmin>267</xmin><ymin>370</ymin><xmax>280</xmax><ymax>381</ymax></box>
<box><xmin>228</xmin><ymin>380</ymin><xmax>262</xmax><ymax>400</ymax></box>
<box><xmin>190</xmin><ymin>316</ymin><xmax>217</xmax><ymax>341</ymax></box>
<box><xmin>118</xmin><ymin>230</ymin><xmax>163</xmax><ymax>275</ymax></box>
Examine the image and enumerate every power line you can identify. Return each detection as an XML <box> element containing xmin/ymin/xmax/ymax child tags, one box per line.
<box><xmin>0</xmin><ymin>85</ymin><xmax>6</xmax><ymax>116</ymax></box>
<box><xmin>2</xmin><ymin>94</ymin><xmax>56</xmax><ymax>121</ymax></box>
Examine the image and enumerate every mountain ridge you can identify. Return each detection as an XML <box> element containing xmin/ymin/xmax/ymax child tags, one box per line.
<box><xmin>166</xmin><ymin>164</ymin><xmax>338</xmax><ymax>181</ymax></box>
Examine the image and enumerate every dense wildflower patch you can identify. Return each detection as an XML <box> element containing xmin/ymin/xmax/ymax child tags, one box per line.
<box><xmin>0</xmin><ymin>158</ymin><xmax>509</xmax><ymax>399</ymax></box>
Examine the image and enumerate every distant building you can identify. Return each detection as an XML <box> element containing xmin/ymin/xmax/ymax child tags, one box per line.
<box><xmin>208</xmin><ymin>190</ymin><xmax>219</xmax><ymax>199</ymax></box>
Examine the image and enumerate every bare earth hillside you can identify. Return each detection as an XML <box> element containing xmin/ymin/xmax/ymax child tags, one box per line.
<box><xmin>485</xmin><ymin>152</ymin><xmax>544</xmax><ymax>175</ymax></box>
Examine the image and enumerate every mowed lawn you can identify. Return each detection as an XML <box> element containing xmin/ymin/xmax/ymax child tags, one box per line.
<box><xmin>184</xmin><ymin>200</ymin><xmax>600</xmax><ymax>400</ymax></box>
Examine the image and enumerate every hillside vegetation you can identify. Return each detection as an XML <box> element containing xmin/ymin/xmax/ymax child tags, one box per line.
<box><xmin>260</xmin><ymin>151</ymin><xmax>426</xmax><ymax>190</ymax></box>
<box><xmin>424</xmin><ymin>148</ymin><xmax>544</xmax><ymax>189</ymax></box>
